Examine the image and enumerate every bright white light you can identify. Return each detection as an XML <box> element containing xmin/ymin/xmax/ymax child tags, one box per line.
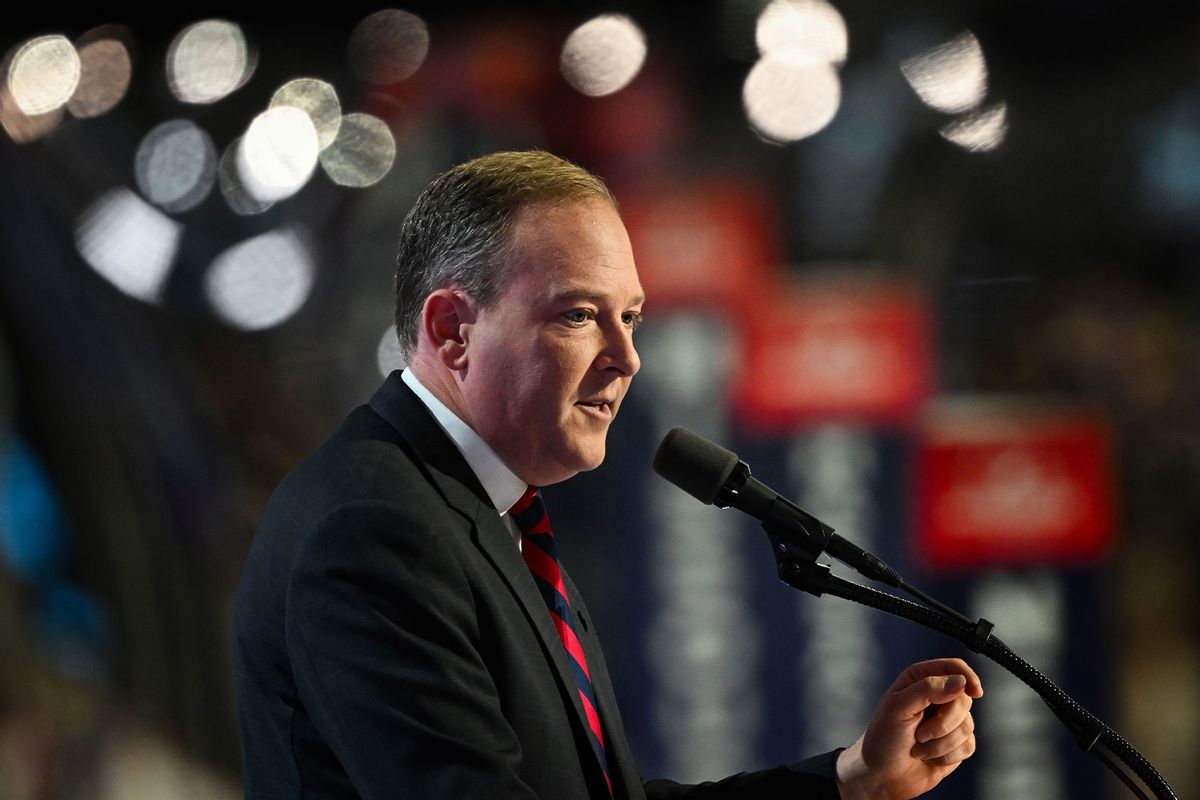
<box><xmin>270</xmin><ymin>78</ymin><xmax>342</xmax><ymax>150</ymax></box>
<box><xmin>238</xmin><ymin>106</ymin><xmax>320</xmax><ymax>202</ymax></box>
<box><xmin>755</xmin><ymin>0</ymin><xmax>848</xmax><ymax>66</ymax></box>
<box><xmin>376</xmin><ymin>326</ymin><xmax>407</xmax><ymax>377</ymax></box>
<box><xmin>135</xmin><ymin>119</ymin><xmax>217</xmax><ymax>213</ymax></box>
<box><xmin>743</xmin><ymin>55</ymin><xmax>841</xmax><ymax>142</ymax></box>
<box><xmin>901</xmin><ymin>31</ymin><xmax>988</xmax><ymax>114</ymax></box>
<box><xmin>561</xmin><ymin>14</ymin><xmax>647</xmax><ymax>97</ymax></box>
<box><xmin>204</xmin><ymin>229</ymin><xmax>316</xmax><ymax>330</ymax></box>
<box><xmin>7</xmin><ymin>35</ymin><xmax>81</xmax><ymax>115</ymax></box>
<box><xmin>940</xmin><ymin>102</ymin><xmax>1007</xmax><ymax>152</ymax></box>
<box><xmin>67</xmin><ymin>38</ymin><xmax>132</xmax><ymax>118</ymax></box>
<box><xmin>348</xmin><ymin>9</ymin><xmax>430</xmax><ymax>84</ymax></box>
<box><xmin>319</xmin><ymin>113</ymin><xmax>396</xmax><ymax>188</ymax></box>
<box><xmin>75</xmin><ymin>188</ymin><xmax>182</xmax><ymax>303</ymax></box>
<box><xmin>218</xmin><ymin>138</ymin><xmax>273</xmax><ymax>215</ymax></box>
<box><xmin>167</xmin><ymin>20</ymin><xmax>250</xmax><ymax>104</ymax></box>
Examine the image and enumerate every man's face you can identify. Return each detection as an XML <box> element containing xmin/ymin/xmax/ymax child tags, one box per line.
<box><xmin>458</xmin><ymin>198</ymin><xmax>644</xmax><ymax>486</ymax></box>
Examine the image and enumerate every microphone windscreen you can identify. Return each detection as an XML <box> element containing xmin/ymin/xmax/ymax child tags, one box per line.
<box><xmin>652</xmin><ymin>427</ymin><xmax>739</xmax><ymax>505</ymax></box>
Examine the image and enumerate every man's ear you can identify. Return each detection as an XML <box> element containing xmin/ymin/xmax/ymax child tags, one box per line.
<box><xmin>421</xmin><ymin>289</ymin><xmax>476</xmax><ymax>370</ymax></box>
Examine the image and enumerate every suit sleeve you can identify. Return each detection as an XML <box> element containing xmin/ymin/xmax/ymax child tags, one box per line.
<box><xmin>642</xmin><ymin>751</ymin><xmax>843</xmax><ymax>799</ymax></box>
<box><xmin>284</xmin><ymin>498</ymin><xmax>540</xmax><ymax>799</ymax></box>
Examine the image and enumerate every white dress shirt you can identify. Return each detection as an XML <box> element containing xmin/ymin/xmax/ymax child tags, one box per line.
<box><xmin>401</xmin><ymin>369</ymin><xmax>528</xmax><ymax>543</ymax></box>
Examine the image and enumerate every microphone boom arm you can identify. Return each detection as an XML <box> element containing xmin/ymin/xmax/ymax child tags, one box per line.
<box><xmin>767</xmin><ymin>533</ymin><xmax>1176</xmax><ymax>800</ymax></box>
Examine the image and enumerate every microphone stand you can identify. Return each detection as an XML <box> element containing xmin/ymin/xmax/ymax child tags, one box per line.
<box><xmin>762</xmin><ymin>519</ymin><xmax>1180</xmax><ymax>800</ymax></box>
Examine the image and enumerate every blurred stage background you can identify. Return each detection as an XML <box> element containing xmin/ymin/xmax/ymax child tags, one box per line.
<box><xmin>1</xmin><ymin>2</ymin><xmax>1197</xmax><ymax>798</ymax></box>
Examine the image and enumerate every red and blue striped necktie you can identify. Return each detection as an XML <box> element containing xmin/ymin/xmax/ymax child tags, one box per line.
<box><xmin>509</xmin><ymin>485</ymin><xmax>613</xmax><ymax>796</ymax></box>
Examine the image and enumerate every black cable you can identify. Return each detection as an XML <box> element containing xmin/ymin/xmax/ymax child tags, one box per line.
<box><xmin>897</xmin><ymin>578</ymin><xmax>973</xmax><ymax>625</ymax></box>
<box><xmin>1092</xmin><ymin>743</ymin><xmax>1152</xmax><ymax>800</ymax></box>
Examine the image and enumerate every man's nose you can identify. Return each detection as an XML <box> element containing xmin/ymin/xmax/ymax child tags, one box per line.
<box><xmin>601</xmin><ymin>326</ymin><xmax>640</xmax><ymax>377</ymax></box>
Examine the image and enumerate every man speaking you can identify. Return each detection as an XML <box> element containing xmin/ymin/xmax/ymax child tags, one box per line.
<box><xmin>233</xmin><ymin>150</ymin><xmax>982</xmax><ymax>798</ymax></box>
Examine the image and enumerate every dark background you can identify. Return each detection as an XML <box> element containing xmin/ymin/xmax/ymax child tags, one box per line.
<box><xmin>1</xmin><ymin>2</ymin><xmax>1197</xmax><ymax>797</ymax></box>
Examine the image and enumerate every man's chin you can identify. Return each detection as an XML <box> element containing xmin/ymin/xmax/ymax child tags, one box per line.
<box><xmin>539</xmin><ymin>444</ymin><xmax>606</xmax><ymax>485</ymax></box>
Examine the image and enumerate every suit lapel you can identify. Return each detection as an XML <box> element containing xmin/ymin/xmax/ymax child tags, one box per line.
<box><xmin>367</xmin><ymin>372</ymin><xmax>610</xmax><ymax>787</ymax></box>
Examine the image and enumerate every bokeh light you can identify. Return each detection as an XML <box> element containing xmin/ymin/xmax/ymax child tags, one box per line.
<box><xmin>204</xmin><ymin>229</ymin><xmax>316</xmax><ymax>330</ymax></box>
<box><xmin>940</xmin><ymin>101</ymin><xmax>1007</xmax><ymax>152</ymax></box>
<box><xmin>134</xmin><ymin>119</ymin><xmax>217</xmax><ymax>213</ymax></box>
<box><xmin>901</xmin><ymin>31</ymin><xmax>988</xmax><ymax>114</ymax></box>
<box><xmin>319</xmin><ymin>113</ymin><xmax>396</xmax><ymax>188</ymax></box>
<box><xmin>755</xmin><ymin>0</ymin><xmax>848</xmax><ymax>66</ymax></box>
<box><xmin>376</xmin><ymin>326</ymin><xmax>407</xmax><ymax>377</ymax></box>
<box><xmin>561</xmin><ymin>13</ymin><xmax>647</xmax><ymax>97</ymax></box>
<box><xmin>0</xmin><ymin>86</ymin><xmax>63</xmax><ymax>143</ymax></box>
<box><xmin>67</xmin><ymin>37</ymin><xmax>132</xmax><ymax>118</ymax></box>
<box><xmin>74</xmin><ymin>188</ymin><xmax>182</xmax><ymax>303</ymax></box>
<box><xmin>7</xmin><ymin>35</ymin><xmax>81</xmax><ymax>115</ymax></box>
<box><xmin>218</xmin><ymin>138</ymin><xmax>273</xmax><ymax>215</ymax></box>
<box><xmin>167</xmin><ymin>20</ymin><xmax>250</xmax><ymax>105</ymax></box>
<box><xmin>348</xmin><ymin>9</ymin><xmax>430</xmax><ymax>84</ymax></box>
<box><xmin>237</xmin><ymin>106</ymin><xmax>320</xmax><ymax>203</ymax></box>
<box><xmin>743</xmin><ymin>56</ymin><xmax>841</xmax><ymax>142</ymax></box>
<box><xmin>269</xmin><ymin>78</ymin><xmax>342</xmax><ymax>150</ymax></box>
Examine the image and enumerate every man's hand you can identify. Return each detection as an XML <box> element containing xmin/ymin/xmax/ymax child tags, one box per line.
<box><xmin>835</xmin><ymin>658</ymin><xmax>983</xmax><ymax>799</ymax></box>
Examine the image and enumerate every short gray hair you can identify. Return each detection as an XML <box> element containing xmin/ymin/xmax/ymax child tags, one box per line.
<box><xmin>393</xmin><ymin>150</ymin><xmax>616</xmax><ymax>357</ymax></box>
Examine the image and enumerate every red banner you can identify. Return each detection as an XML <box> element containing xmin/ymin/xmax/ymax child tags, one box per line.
<box><xmin>913</xmin><ymin>403</ymin><xmax>1116</xmax><ymax>571</ymax></box>
<box><xmin>621</xmin><ymin>178</ymin><xmax>779</xmax><ymax>313</ymax></box>
<box><xmin>731</xmin><ymin>276</ymin><xmax>933</xmax><ymax>429</ymax></box>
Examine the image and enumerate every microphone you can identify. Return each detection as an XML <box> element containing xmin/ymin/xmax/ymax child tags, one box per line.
<box><xmin>653</xmin><ymin>426</ymin><xmax>903</xmax><ymax>588</ymax></box>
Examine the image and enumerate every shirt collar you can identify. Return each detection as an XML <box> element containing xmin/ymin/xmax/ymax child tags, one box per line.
<box><xmin>401</xmin><ymin>369</ymin><xmax>528</xmax><ymax>517</ymax></box>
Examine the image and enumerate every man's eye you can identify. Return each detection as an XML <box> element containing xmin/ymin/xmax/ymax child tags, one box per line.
<box><xmin>564</xmin><ymin>310</ymin><xmax>591</xmax><ymax>324</ymax></box>
<box><xmin>623</xmin><ymin>312</ymin><xmax>644</xmax><ymax>329</ymax></box>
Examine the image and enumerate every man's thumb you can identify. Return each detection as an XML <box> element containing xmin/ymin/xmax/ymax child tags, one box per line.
<box><xmin>940</xmin><ymin>674</ymin><xmax>966</xmax><ymax>694</ymax></box>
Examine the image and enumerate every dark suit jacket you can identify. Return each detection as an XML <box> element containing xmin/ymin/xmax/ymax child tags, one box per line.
<box><xmin>234</xmin><ymin>372</ymin><xmax>840</xmax><ymax>799</ymax></box>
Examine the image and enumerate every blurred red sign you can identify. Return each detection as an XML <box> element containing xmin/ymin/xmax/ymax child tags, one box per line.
<box><xmin>621</xmin><ymin>178</ymin><xmax>779</xmax><ymax>312</ymax></box>
<box><xmin>731</xmin><ymin>276</ymin><xmax>933</xmax><ymax>428</ymax></box>
<box><xmin>914</xmin><ymin>405</ymin><xmax>1116</xmax><ymax>571</ymax></box>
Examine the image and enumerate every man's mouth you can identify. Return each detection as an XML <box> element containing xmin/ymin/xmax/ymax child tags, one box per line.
<box><xmin>575</xmin><ymin>399</ymin><xmax>615</xmax><ymax>419</ymax></box>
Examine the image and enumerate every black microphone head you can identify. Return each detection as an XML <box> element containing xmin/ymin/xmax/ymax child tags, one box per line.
<box><xmin>652</xmin><ymin>427</ymin><xmax>740</xmax><ymax>505</ymax></box>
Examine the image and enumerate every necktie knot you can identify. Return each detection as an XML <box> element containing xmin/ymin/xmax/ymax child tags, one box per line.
<box><xmin>509</xmin><ymin>485</ymin><xmax>539</xmax><ymax>516</ymax></box>
<box><xmin>509</xmin><ymin>486</ymin><xmax>553</xmax><ymax>539</ymax></box>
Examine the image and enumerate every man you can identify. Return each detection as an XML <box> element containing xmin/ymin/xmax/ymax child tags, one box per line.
<box><xmin>234</xmin><ymin>150</ymin><xmax>982</xmax><ymax>799</ymax></box>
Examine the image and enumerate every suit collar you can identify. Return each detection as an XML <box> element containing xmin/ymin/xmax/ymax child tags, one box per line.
<box><xmin>399</xmin><ymin>368</ymin><xmax>528</xmax><ymax>515</ymax></box>
<box><xmin>368</xmin><ymin>370</ymin><xmax>492</xmax><ymax>510</ymax></box>
<box><xmin>367</xmin><ymin>371</ymin><xmax>616</xmax><ymax>791</ymax></box>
